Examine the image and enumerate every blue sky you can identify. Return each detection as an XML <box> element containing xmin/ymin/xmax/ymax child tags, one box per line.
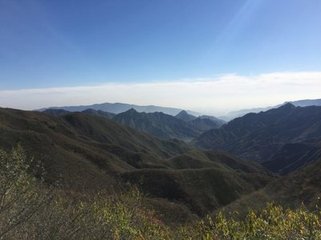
<box><xmin>0</xmin><ymin>0</ymin><xmax>320</xmax><ymax>113</ymax></box>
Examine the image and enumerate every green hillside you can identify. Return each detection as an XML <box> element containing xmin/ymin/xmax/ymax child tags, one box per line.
<box><xmin>0</xmin><ymin>108</ymin><xmax>188</xmax><ymax>190</ymax></box>
<box><xmin>113</xmin><ymin>108</ymin><xmax>200</xmax><ymax>141</ymax></box>
<box><xmin>0</xmin><ymin>146</ymin><xmax>320</xmax><ymax>239</ymax></box>
<box><xmin>0</xmin><ymin>107</ymin><xmax>271</xmax><ymax>218</ymax></box>
<box><xmin>195</xmin><ymin>104</ymin><xmax>321</xmax><ymax>173</ymax></box>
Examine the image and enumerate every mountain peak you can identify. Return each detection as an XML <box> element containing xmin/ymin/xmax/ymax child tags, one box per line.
<box><xmin>175</xmin><ymin>110</ymin><xmax>197</xmax><ymax>122</ymax></box>
<box><xmin>178</xmin><ymin>110</ymin><xmax>188</xmax><ymax>114</ymax></box>
<box><xmin>113</xmin><ymin>108</ymin><xmax>199</xmax><ymax>140</ymax></box>
<box><xmin>279</xmin><ymin>102</ymin><xmax>296</xmax><ymax>110</ymax></box>
<box><xmin>126</xmin><ymin>108</ymin><xmax>138</xmax><ymax>113</ymax></box>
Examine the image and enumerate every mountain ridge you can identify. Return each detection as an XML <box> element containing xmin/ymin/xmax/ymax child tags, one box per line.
<box><xmin>194</xmin><ymin>103</ymin><xmax>321</xmax><ymax>173</ymax></box>
<box><xmin>113</xmin><ymin>108</ymin><xmax>200</xmax><ymax>141</ymax></box>
<box><xmin>40</xmin><ymin>102</ymin><xmax>199</xmax><ymax>116</ymax></box>
<box><xmin>221</xmin><ymin>98</ymin><xmax>321</xmax><ymax>121</ymax></box>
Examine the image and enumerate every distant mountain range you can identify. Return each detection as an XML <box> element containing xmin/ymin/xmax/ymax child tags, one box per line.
<box><xmin>175</xmin><ymin>110</ymin><xmax>225</xmax><ymax>130</ymax></box>
<box><xmin>189</xmin><ymin>115</ymin><xmax>225</xmax><ymax>131</ymax></box>
<box><xmin>42</xmin><ymin>98</ymin><xmax>321</xmax><ymax>123</ymax></box>
<box><xmin>221</xmin><ymin>98</ymin><xmax>321</xmax><ymax>121</ymax></box>
<box><xmin>41</xmin><ymin>102</ymin><xmax>199</xmax><ymax>116</ymax></box>
<box><xmin>113</xmin><ymin>109</ymin><xmax>200</xmax><ymax>141</ymax></box>
<box><xmin>44</xmin><ymin>108</ymin><xmax>225</xmax><ymax>141</ymax></box>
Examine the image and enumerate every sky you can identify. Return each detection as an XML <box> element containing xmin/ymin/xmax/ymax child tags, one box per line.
<box><xmin>0</xmin><ymin>0</ymin><xmax>321</xmax><ymax>114</ymax></box>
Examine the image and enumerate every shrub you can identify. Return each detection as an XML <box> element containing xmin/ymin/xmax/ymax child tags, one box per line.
<box><xmin>1</xmin><ymin>146</ymin><xmax>321</xmax><ymax>239</ymax></box>
<box><xmin>179</xmin><ymin>203</ymin><xmax>321</xmax><ymax>240</ymax></box>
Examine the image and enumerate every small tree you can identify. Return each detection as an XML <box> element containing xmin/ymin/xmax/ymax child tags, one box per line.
<box><xmin>0</xmin><ymin>146</ymin><xmax>51</xmax><ymax>239</ymax></box>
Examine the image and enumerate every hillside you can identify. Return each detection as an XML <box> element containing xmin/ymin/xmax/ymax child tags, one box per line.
<box><xmin>263</xmin><ymin>141</ymin><xmax>321</xmax><ymax>174</ymax></box>
<box><xmin>81</xmin><ymin>108</ymin><xmax>115</xmax><ymax>119</ymax></box>
<box><xmin>0</xmin><ymin>146</ymin><xmax>317</xmax><ymax>239</ymax></box>
<box><xmin>175</xmin><ymin>110</ymin><xmax>225</xmax><ymax>131</ymax></box>
<box><xmin>223</xmin><ymin>155</ymin><xmax>321</xmax><ymax>216</ymax></box>
<box><xmin>189</xmin><ymin>116</ymin><xmax>225</xmax><ymax>132</ymax></box>
<box><xmin>195</xmin><ymin>104</ymin><xmax>321</xmax><ymax>173</ymax></box>
<box><xmin>268</xmin><ymin>155</ymin><xmax>321</xmax><ymax>207</ymax></box>
<box><xmin>112</xmin><ymin>108</ymin><xmax>224</xmax><ymax>141</ymax></box>
<box><xmin>0</xmin><ymin>107</ymin><xmax>272</xmax><ymax>217</ymax></box>
<box><xmin>113</xmin><ymin>108</ymin><xmax>201</xmax><ymax>141</ymax></box>
<box><xmin>122</xmin><ymin>150</ymin><xmax>271</xmax><ymax>215</ymax></box>
<box><xmin>44</xmin><ymin>108</ymin><xmax>116</xmax><ymax>119</ymax></box>
<box><xmin>0</xmin><ymin>108</ymin><xmax>190</xmax><ymax>189</ymax></box>
<box><xmin>43</xmin><ymin>108</ymin><xmax>70</xmax><ymax>116</ymax></box>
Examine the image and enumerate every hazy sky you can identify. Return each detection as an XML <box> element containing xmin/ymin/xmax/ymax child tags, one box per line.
<box><xmin>0</xmin><ymin>0</ymin><xmax>321</xmax><ymax>114</ymax></box>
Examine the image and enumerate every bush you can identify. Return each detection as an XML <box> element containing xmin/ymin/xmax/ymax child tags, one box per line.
<box><xmin>0</xmin><ymin>147</ymin><xmax>170</xmax><ymax>239</ymax></box>
<box><xmin>179</xmin><ymin>204</ymin><xmax>321</xmax><ymax>240</ymax></box>
<box><xmin>0</xmin><ymin>146</ymin><xmax>52</xmax><ymax>239</ymax></box>
<box><xmin>1</xmin><ymin>146</ymin><xmax>321</xmax><ymax>239</ymax></box>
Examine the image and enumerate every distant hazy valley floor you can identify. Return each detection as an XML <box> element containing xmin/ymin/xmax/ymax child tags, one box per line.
<box><xmin>1</xmin><ymin>101</ymin><xmax>321</xmax><ymax>239</ymax></box>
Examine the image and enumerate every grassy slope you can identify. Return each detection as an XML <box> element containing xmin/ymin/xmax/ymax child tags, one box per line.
<box><xmin>222</xmin><ymin>155</ymin><xmax>321</xmax><ymax>216</ymax></box>
<box><xmin>0</xmin><ymin>107</ymin><xmax>272</xmax><ymax>219</ymax></box>
<box><xmin>122</xmin><ymin>149</ymin><xmax>271</xmax><ymax>215</ymax></box>
<box><xmin>113</xmin><ymin>109</ymin><xmax>200</xmax><ymax>141</ymax></box>
<box><xmin>0</xmin><ymin>108</ymin><xmax>188</xmax><ymax>189</ymax></box>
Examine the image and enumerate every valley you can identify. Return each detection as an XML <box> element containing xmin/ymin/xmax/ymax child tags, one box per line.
<box><xmin>1</xmin><ymin>101</ymin><xmax>321</xmax><ymax>238</ymax></box>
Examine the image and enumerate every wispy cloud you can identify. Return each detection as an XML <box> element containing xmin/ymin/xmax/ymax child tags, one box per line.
<box><xmin>0</xmin><ymin>71</ymin><xmax>320</xmax><ymax>115</ymax></box>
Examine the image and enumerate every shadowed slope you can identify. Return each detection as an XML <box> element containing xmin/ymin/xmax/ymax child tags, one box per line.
<box><xmin>113</xmin><ymin>109</ymin><xmax>200</xmax><ymax>141</ymax></box>
<box><xmin>0</xmin><ymin>108</ymin><xmax>190</xmax><ymax>189</ymax></box>
<box><xmin>222</xmin><ymin>154</ymin><xmax>321</xmax><ymax>216</ymax></box>
<box><xmin>0</xmin><ymin>107</ymin><xmax>272</xmax><ymax>217</ymax></box>
<box><xmin>122</xmin><ymin>149</ymin><xmax>271</xmax><ymax>215</ymax></box>
<box><xmin>194</xmin><ymin>104</ymin><xmax>321</xmax><ymax>173</ymax></box>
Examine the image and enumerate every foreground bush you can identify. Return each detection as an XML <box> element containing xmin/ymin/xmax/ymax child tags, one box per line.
<box><xmin>0</xmin><ymin>147</ymin><xmax>321</xmax><ymax>239</ymax></box>
<box><xmin>179</xmin><ymin>204</ymin><xmax>321</xmax><ymax>240</ymax></box>
<box><xmin>0</xmin><ymin>147</ymin><xmax>170</xmax><ymax>239</ymax></box>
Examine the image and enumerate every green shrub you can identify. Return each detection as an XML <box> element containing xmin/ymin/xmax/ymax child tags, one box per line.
<box><xmin>179</xmin><ymin>203</ymin><xmax>321</xmax><ymax>240</ymax></box>
<box><xmin>1</xmin><ymin>146</ymin><xmax>321</xmax><ymax>239</ymax></box>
